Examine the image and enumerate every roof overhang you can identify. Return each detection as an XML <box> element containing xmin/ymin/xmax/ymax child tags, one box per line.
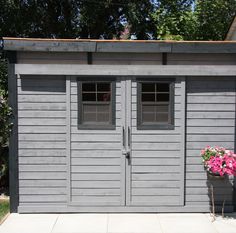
<box><xmin>2</xmin><ymin>37</ymin><xmax>236</xmax><ymax>53</ymax></box>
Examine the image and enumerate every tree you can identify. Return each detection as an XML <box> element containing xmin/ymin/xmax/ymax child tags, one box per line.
<box><xmin>194</xmin><ymin>0</ymin><xmax>236</xmax><ymax>40</ymax></box>
<box><xmin>152</xmin><ymin>0</ymin><xmax>195</xmax><ymax>40</ymax></box>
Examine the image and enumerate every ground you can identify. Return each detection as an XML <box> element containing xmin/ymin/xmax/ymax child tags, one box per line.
<box><xmin>0</xmin><ymin>199</ymin><xmax>9</xmax><ymax>223</ymax></box>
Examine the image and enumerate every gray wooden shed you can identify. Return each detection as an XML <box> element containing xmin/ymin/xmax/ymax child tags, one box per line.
<box><xmin>3</xmin><ymin>37</ymin><xmax>236</xmax><ymax>213</ymax></box>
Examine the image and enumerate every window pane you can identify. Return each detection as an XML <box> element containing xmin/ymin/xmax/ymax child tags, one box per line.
<box><xmin>157</xmin><ymin>83</ymin><xmax>169</xmax><ymax>92</ymax></box>
<box><xmin>97</xmin><ymin>83</ymin><xmax>110</xmax><ymax>92</ymax></box>
<box><xmin>156</xmin><ymin>105</ymin><xmax>169</xmax><ymax>112</ymax></box>
<box><xmin>82</xmin><ymin>83</ymin><xmax>96</xmax><ymax>92</ymax></box>
<box><xmin>156</xmin><ymin>113</ymin><xmax>169</xmax><ymax>123</ymax></box>
<box><xmin>97</xmin><ymin>105</ymin><xmax>110</xmax><ymax>113</ymax></box>
<box><xmin>142</xmin><ymin>93</ymin><xmax>155</xmax><ymax>102</ymax></box>
<box><xmin>142</xmin><ymin>105</ymin><xmax>155</xmax><ymax>113</ymax></box>
<box><xmin>142</xmin><ymin>113</ymin><xmax>155</xmax><ymax>123</ymax></box>
<box><xmin>83</xmin><ymin>104</ymin><xmax>97</xmax><ymax>113</ymax></box>
<box><xmin>97</xmin><ymin>93</ymin><xmax>110</xmax><ymax>101</ymax></box>
<box><xmin>142</xmin><ymin>83</ymin><xmax>155</xmax><ymax>92</ymax></box>
<box><xmin>83</xmin><ymin>113</ymin><xmax>96</xmax><ymax>122</ymax></box>
<box><xmin>97</xmin><ymin>113</ymin><xmax>110</xmax><ymax>123</ymax></box>
<box><xmin>82</xmin><ymin>93</ymin><xmax>96</xmax><ymax>101</ymax></box>
<box><xmin>156</xmin><ymin>93</ymin><xmax>169</xmax><ymax>102</ymax></box>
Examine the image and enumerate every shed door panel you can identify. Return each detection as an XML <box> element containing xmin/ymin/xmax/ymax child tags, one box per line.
<box><xmin>127</xmin><ymin>78</ymin><xmax>183</xmax><ymax>206</ymax></box>
<box><xmin>70</xmin><ymin>78</ymin><xmax>125</xmax><ymax>206</ymax></box>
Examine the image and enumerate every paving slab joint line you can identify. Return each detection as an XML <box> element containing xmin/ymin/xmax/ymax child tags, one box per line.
<box><xmin>50</xmin><ymin>214</ymin><xmax>60</xmax><ymax>233</ymax></box>
<box><xmin>156</xmin><ymin>214</ymin><xmax>165</xmax><ymax>233</ymax></box>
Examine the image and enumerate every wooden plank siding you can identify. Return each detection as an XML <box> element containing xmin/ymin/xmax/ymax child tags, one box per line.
<box><xmin>17</xmin><ymin>52</ymin><xmax>236</xmax><ymax>66</ymax></box>
<box><xmin>129</xmin><ymin>78</ymin><xmax>184</xmax><ymax>206</ymax></box>
<box><xmin>17</xmin><ymin>75</ymin><xmax>67</xmax><ymax>206</ymax></box>
<box><xmin>69</xmin><ymin>77</ymin><xmax>124</xmax><ymax>206</ymax></box>
<box><xmin>185</xmin><ymin>77</ymin><xmax>235</xmax><ymax>209</ymax></box>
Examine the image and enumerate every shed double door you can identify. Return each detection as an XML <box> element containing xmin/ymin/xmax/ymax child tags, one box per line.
<box><xmin>71</xmin><ymin>77</ymin><xmax>183</xmax><ymax>208</ymax></box>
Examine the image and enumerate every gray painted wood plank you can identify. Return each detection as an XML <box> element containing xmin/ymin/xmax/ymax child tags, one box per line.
<box><xmin>132</xmin><ymin>166</ymin><xmax>180</xmax><ymax>173</ymax></box>
<box><xmin>8</xmin><ymin>64</ymin><xmax>18</xmax><ymax>213</ymax></box>
<box><xmin>19</xmin><ymin>141</ymin><xmax>66</xmax><ymax>149</ymax></box>
<box><xmin>71</xmin><ymin>142</ymin><xmax>121</xmax><ymax>150</ymax></box>
<box><xmin>20</xmin><ymin>195</ymin><xmax>66</xmax><ymax>203</ymax></box>
<box><xmin>18</xmin><ymin>95</ymin><xmax>66</xmax><ymax>103</ymax></box>
<box><xmin>19</xmin><ymin>187</ymin><xmax>66</xmax><ymax>195</ymax></box>
<box><xmin>18</xmin><ymin>118</ymin><xmax>66</xmax><ymax>126</ymax></box>
<box><xmin>19</xmin><ymin>180</ymin><xmax>66</xmax><ymax>187</ymax></box>
<box><xmin>187</xmin><ymin>112</ymin><xmax>235</xmax><ymax>119</ymax></box>
<box><xmin>19</xmin><ymin>172</ymin><xmax>66</xmax><ymax>180</ymax></box>
<box><xmin>71</xmin><ymin>166</ymin><xmax>120</xmax><ymax>173</ymax></box>
<box><xmin>72</xmin><ymin>188</ymin><xmax>120</xmax><ymax>196</ymax></box>
<box><xmin>18</xmin><ymin>126</ymin><xmax>66</xmax><ymax>133</ymax></box>
<box><xmin>15</xmin><ymin>64</ymin><xmax>236</xmax><ymax>76</ymax></box>
<box><xmin>132</xmin><ymin>142</ymin><xmax>180</xmax><ymax>150</ymax></box>
<box><xmin>132</xmin><ymin>188</ymin><xmax>180</xmax><ymax>196</ymax></box>
<box><xmin>187</xmin><ymin>104</ymin><xmax>235</xmax><ymax>111</ymax></box>
<box><xmin>131</xmin><ymin>151</ymin><xmax>181</xmax><ymax>157</ymax></box>
<box><xmin>132</xmin><ymin>181</ymin><xmax>180</xmax><ymax>188</ymax></box>
<box><xmin>71</xmin><ymin>196</ymin><xmax>121</xmax><ymax>203</ymax></box>
<box><xmin>19</xmin><ymin>149</ymin><xmax>66</xmax><ymax>157</ymax></box>
<box><xmin>4</xmin><ymin>39</ymin><xmax>97</xmax><ymax>52</ymax></box>
<box><xmin>19</xmin><ymin>157</ymin><xmax>66</xmax><ymax>164</ymax></box>
<box><xmin>18</xmin><ymin>110</ymin><xmax>66</xmax><ymax>118</ymax></box>
<box><xmin>71</xmin><ymin>173</ymin><xmax>120</xmax><ymax>181</ymax></box>
<box><xmin>71</xmin><ymin>158</ymin><xmax>121</xmax><ymax>165</ymax></box>
<box><xmin>18</xmin><ymin>102</ymin><xmax>66</xmax><ymax>110</ymax></box>
<box><xmin>71</xmin><ymin>150</ymin><xmax>121</xmax><ymax>158</ymax></box>
<box><xmin>19</xmin><ymin>165</ymin><xmax>66</xmax><ymax>172</ymax></box>
<box><xmin>132</xmin><ymin>158</ymin><xmax>180</xmax><ymax>166</ymax></box>
<box><xmin>131</xmin><ymin>196</ymin><xmax>180</xmax><ymax>203</ymax></box>
<box><xmin>186</xmin><ymin>119</ymin><xmax>235</xmax><ymax>127</ymax></box>
<box><xmin>187</xmin><ymin>127</ymin><xmax>235</xmax><ymax>134</ymax></box>
<box><xmin>132</xmin><ymin>173</ymin><xmax>180</xmax><ymax>181</ymax></box>
<box><xmin>71</xmin><ymin>180</ymin><xmax>120</xmax><ymax>188</ymax></box>
<box><xmin>19</xmin><ymin>134</ymin><xmax>65</xmax><ymax>141</ymax></box>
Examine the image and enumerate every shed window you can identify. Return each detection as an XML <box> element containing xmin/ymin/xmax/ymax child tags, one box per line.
<box><xmin>78</xmin><ymin>81</ymin><xmax>115</xmax><ymax>129</ymax></box>
<box><xmin>137</xmin><ymin>81</ymin><xmax>174</xmax><ymax>130</ymax></box>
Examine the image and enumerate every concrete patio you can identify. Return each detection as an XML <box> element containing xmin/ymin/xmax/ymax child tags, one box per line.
<box><xmin>1</xmin><ymin>213</ymin><xmax>236</xmax><ymax>233</ymax></box>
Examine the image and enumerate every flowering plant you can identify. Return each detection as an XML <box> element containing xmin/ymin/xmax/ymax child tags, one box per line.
<box><xmin>201</xmin><ymin>146</ymin><xmax>236</xmax><ymax>176</ymax></box>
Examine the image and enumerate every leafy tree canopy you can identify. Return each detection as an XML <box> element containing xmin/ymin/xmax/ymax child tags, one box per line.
<box><xmin>0</xmin><ymin>0</ymin><xmax>235</xmax><ymax>40</ymax></box>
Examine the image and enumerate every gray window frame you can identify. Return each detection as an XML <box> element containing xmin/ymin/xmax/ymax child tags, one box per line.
<box><xmin>77</xmin><ymin>77</ymin><xmax>116</xmax><ymax>130</ymax></box>
<box><xmin>137</xmin><ymin>78</ymin><xmax>175</xmax><ymax>130</ymax></box>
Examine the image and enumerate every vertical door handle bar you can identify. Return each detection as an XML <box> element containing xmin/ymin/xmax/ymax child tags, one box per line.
<box><xmin>128</xmin><ymin>126</ymin><xmax>131</xmax><ymax>149</ymax></box>
<box><xmin>122</xmin><ymin>126</ymin><xmax>125</xmax><ymax>148</ymax></box>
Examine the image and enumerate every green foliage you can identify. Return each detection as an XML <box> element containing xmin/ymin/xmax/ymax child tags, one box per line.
<box><xmin>0</xmin><ymin>200</ymin><xmax>9</xmax><ymax>222</ymax></box>
<box><xmin>0</xmin><ymin>0</ymin><xmax>235</xmax><ymax>40</ymax></box>
<box><xmin>194</xmin><ymin>0</ymin><xmax>236</xmax><ymax>40</ymax></box>
<box><xmin>0</xmin><ymin>57</ymin><xmax>11</xmax><ymax>184</ymax></box>
<box><xmin>152</xmin><ymin>0</ymin><xmax>196</xmax><ymax>40</ymax></box>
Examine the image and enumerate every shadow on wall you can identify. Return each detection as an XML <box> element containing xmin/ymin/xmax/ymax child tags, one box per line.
<box><xmin>207</xmin><ymin>174</ymin><xmax>234</xmax><ymax>214</ymax></box>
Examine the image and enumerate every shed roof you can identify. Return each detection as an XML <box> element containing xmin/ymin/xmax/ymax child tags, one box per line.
<box><xmin>2</xmin><ymin>37</ymin><xmax>236</xmax><ymax>53</ymax></box>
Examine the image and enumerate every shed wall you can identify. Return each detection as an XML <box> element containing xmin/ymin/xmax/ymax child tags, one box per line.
<box><xmin>15</xmin><ymin>52</ymin><xmax>236</xmax><ymax>212</ymax></box>
<box><xmin>185</xmin><ymin>77</ymin><xmax>235</xmax><ymax>209</ymax></box>
<box><xmin>17</xmin><ymin>75</ymin><xmax>67</xmax><ymax>206</ymax></box>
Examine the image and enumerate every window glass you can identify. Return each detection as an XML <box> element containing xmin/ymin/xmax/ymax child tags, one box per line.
<box><xmin>79</xmin><ymin>81</ymin><xmax>114</xmax><ymax>128</ymax></box>
<box><xmin>138</xmin><ymin>82</ymin><xmax>174</xmax><ymax>129</ymax></box>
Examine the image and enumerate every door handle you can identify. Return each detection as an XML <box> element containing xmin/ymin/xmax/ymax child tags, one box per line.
<box><xmin>122</xmin><ymin>126</ymin><xmax>125</xmax><ymax>148</ymax></box>
<box><xmin>128</xmin><ymin>126</ymin><xmax>131</xmax><ymax>148</ymax></box>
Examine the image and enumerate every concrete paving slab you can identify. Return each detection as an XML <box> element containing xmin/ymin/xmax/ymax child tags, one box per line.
<box><xmin>158</xmin><ymin>213</ymin><xmax>217</xmax><ymax>233</ymax></box>
<box><xmin>211</xmin><ymin>216</ymin><xmax>236</xmax><ymax>233</ymax></box>
<box><xmin>0</xmin><ymin>213</ymin><xmax>58</xmax><ymax>233</ymax></box>
<box><xmin>52</xmin><ymin>214</ymin><xmax>108</xmax><ymax>233</ymax></box>
<box><xmin>108</xmin><ymin>214</ymin><xmax>162</xmax><ymax>233</ymax></box>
